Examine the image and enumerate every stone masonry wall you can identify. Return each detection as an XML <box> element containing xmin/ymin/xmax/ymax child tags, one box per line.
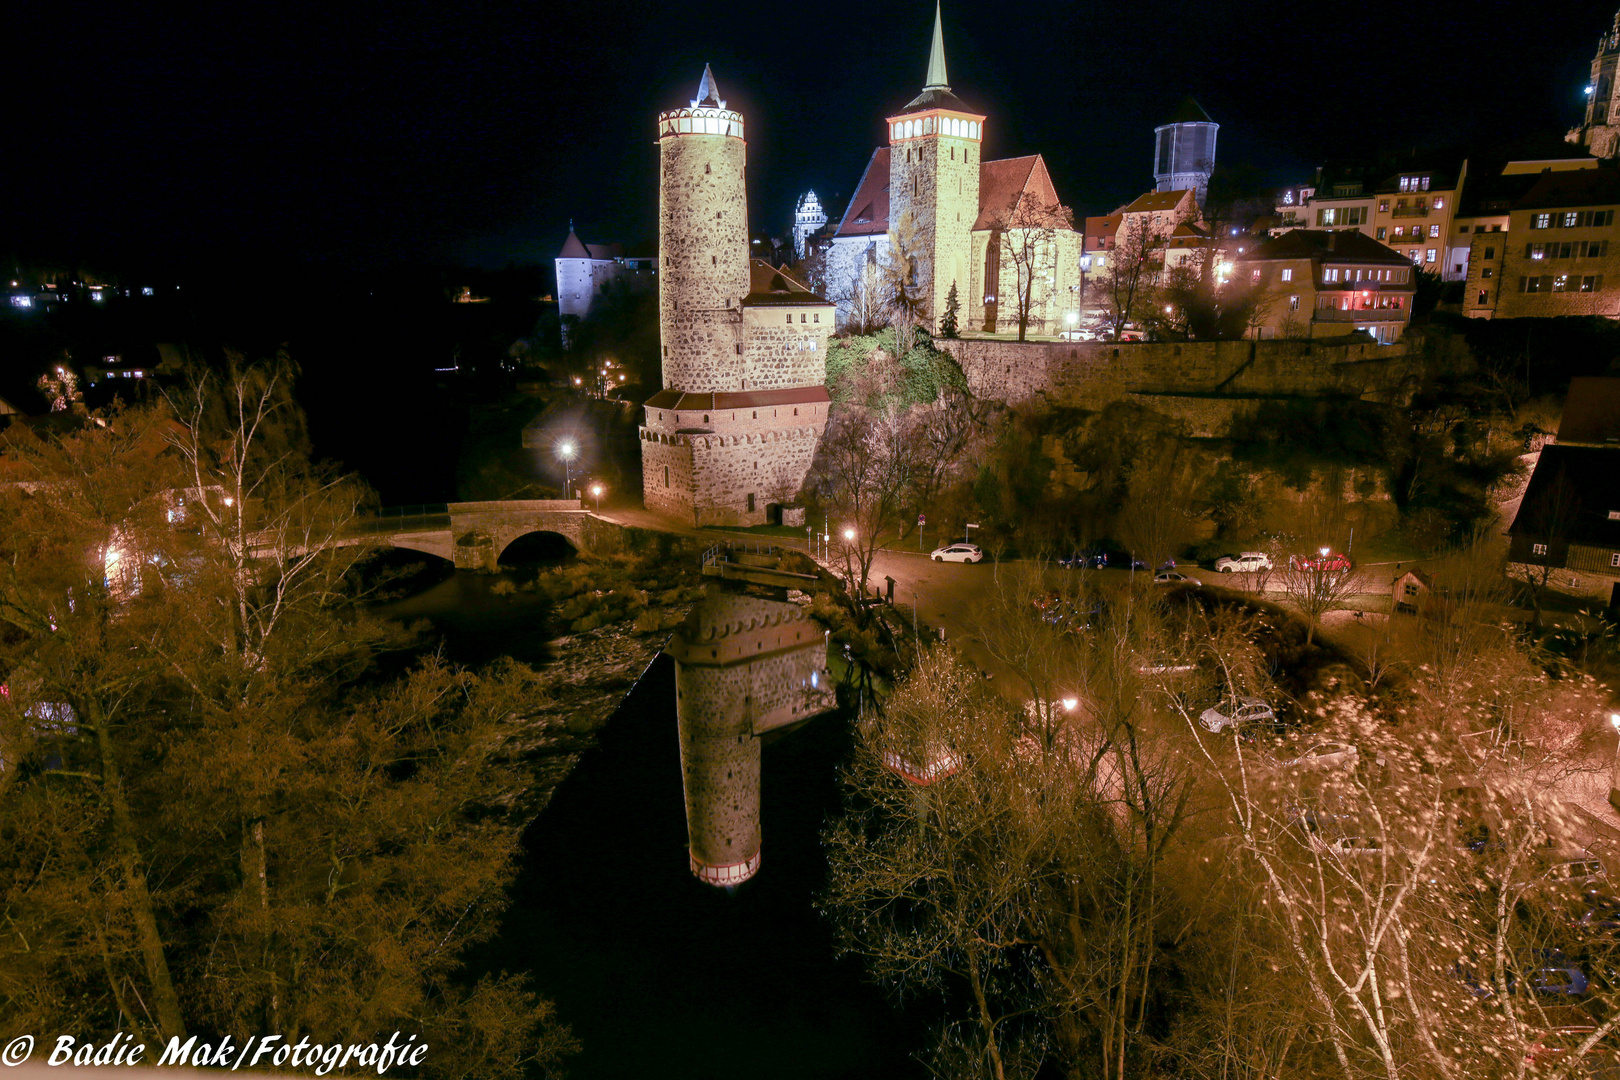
<box><xmin>889</xmin><ymin>130</ymin><xmax>979</xmax><ymax>329</ymax></box>
<box><xmin>741</xmin><ymin>306</ymin><xmax>832</xmax><ymax>390</ymax></box>
<box><xmin>688</xmin><ymin>422</ymin><xmax>826</xmax><ymax>526</ymax></box>
<box><xmin>943</xmin><ymin>338</ymin><xmax>1413</xmax><ymax>407</ymax></box>
<box><xmin>641</xmin><ymin>437</ymin><xmax>695</xmax><ymax>523</ymax></box>
<box><xmin>659</xmin><ymin>126</ymin><xmax>750</xmax><ymax>392</ymax></box>
<box><xmin>675</xmin><ymin>662</ymin><xmax>761</xmax><ymax>876</ymax></box>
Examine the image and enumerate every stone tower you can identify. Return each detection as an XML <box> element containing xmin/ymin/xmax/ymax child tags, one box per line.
<box><xmin>886</xmin><ymin>1</ymin><xmax>984</xmax><ymax>330</ymax></box>
<box><xmin>1573</xmin><ymin>10</ymin><xmax>1620</xmax><ymax>159</ymax></box>
<box><xmin>1153</xmin><ymin>98</ymin><xmax>1219</xmax><ymax>211</ymax></box>
<box><xmin>642</xmin><ymin>67</ymin><xmax>834</xmax><ymax>527</ymax></box>
<box><xmin>666</xmin><ymin>589</ymin><xmax>834</xmax><ymax>887</ymax></box>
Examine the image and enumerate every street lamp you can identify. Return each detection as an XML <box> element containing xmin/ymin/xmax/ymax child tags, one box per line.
<box><xmin>589</xmin><ymin>482</ymin><xmax>604</xmax><ymax>513</ymax></box>
<box><xmin>1609</xmin><ymin>713</ymin><xmax>1620</xmax><ymax>812</ymax></box>
<box><xmin>557</xmin><ymin>440</ymin><xmax>576</xmax><ymax>499</ymax></box>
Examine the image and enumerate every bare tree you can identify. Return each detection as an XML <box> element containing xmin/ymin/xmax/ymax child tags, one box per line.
<box><xmin>810</xmin><ymin>404</ymin><xmax>916</xmax><ymax>599</ymax></box>
<box><xmin>997</xmin><ymin>193</ymin><xmax>1073</xmax><ymax>342</ymax></box>
<box><xmin>1100</xmin><ymin>215</ymin><xmax>1167</xmax><ymax>343</ymax></box>
<box><xmin>881</xmin><ymin>208</ymin><xmax>930</xmax><ymax>323</ymax></box>
<box><xmin>1273</xmin><ymin>555</ymin><xmax>1363</xmax><ymax>645</ymax></box>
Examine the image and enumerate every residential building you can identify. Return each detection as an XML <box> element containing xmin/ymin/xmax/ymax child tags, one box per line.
<box><xmin>1369</xmin><ymin>166</ymin><xmax>1462</xmax><ymax>279</ymax></box>
<box><xmin>1305</xmin><ymin>175</ymin><xmax>1376</xmax><ymax>237</ymax></box>
<box><xmin>1507</xmin><ymin>377</ymin><xmax>1620</xmax><ymax>608</ymax></box>
<box><xmin>1232</xmin><ymin>230</ymin><xmax>1415</xmax><ymax>343</ymax></box>
<box><xmin>1494</xmin><ymin>168</ymin><xmax>1620</xmax><ymax>319</ymax></box>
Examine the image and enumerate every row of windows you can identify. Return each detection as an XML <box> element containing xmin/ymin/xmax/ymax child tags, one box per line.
<box><xmin>1317</xmin><ymin>207</ymin><xmax>1365</xmax><ymax>226</ymax></box>
<box><xmin>784</xmin><ymin>312</ymin><xmax>821</xmax><ymax>324</ymax></box>
<box><xmin>892</xmin><ymin>115</ymin><xmax>980</xmax><ymax>141</ymax></box>
<box><xmin>1528</xmin><ymin>544</ymin><xmax>1620</xmax><ymax>569</ymax></box>
<box><xmin>1318</xmin><ymin>296</ymin><xmax>1405</xmax><ymax>310</ymax></box>
<box><xmin>1378</xmin><ymin>225</ymin><xmax>1441</xmax><ymax>241</ymax></box>
<box><xmin>1397</xmin><ymin>175</ymin><xmax>1431</xmax><ymax>192</ymax></box>
<box><xmin>1530</xmin><ymin>210</ymin><xmax>1616</xmax><ymax>229</ymax></box>
<box><xmin>1525</xmin><ymin>240</ymin><xmax>1610</xmax><ymax>260</ymax></box>
<box><xmin>1321</xmin><ymin>267</ymin><xmax>1409</xmax><ymax>283</ymax></box>
<box><xmin>1518</xmin><ymin>274</ymin><xmax>1604</xmax><ymax>293</ymax></box>
<box><xmin>1380</xmin><ymin>195</ymin><xmax>1444</xmax><ymax>211</ymax></box>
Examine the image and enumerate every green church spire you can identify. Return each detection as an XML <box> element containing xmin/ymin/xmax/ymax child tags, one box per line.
<box><xmin>923</xmin><ymin>1</ymin><xmax>949</xmax><ymax>91</ymax></box>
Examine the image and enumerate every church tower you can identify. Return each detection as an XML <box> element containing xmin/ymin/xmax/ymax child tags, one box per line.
<box><xmin>886</xmin><ymin>2</ymin><xmax>984</xmax><ymax>330</ymax></box>
<box><xmin>642</xmin><ymin>67</ymin><xmax>833</xmax><ymax>527</ymax></box>
<box><xmin>1573</xmin><ymin>10</ymin><xmax>1620</xmax><ymax>159</ymax></box>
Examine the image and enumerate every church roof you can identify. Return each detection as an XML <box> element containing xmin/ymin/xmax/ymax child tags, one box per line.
<box><xmin>833</xmin><ymin>147</ymin><xmax>892</xmax><ymax>238</ymax></box>
<box><xmin>897</xmin><ymin>2</ymin><xmax>972</xmax><ymax>114</ymax></box>
<box><xmin>835</xmin><ymin>149</ymin><xmax>1071</xmax><ymax>236</ymax></box>
<box><xmin>741</xmin><ymin>260</ymin><xmax>832</xmax><ymax>306</ymax></box>
<box><xmin>1161</xmin><ymin>96</ymin><xmax>1214</xmax><ymax>126</ymax></box>
<box><xmin>973</xmin><ymin>154</ymin><xmax>1061</xmax><ymax>230</ymax></box>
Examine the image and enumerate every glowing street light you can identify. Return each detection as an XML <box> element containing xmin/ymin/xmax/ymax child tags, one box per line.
<box><xmin>1608</xmin><ymin>712</ymin><xmax>1620</xmax><ymax>812</ymax></box>
<box><xmin>1061</xmin><ymin>697</ymin><xmax>1078</xmax><ymax>712</ymax></box>
<box><xmin>843</xmin><ymin>527</ymin><xmax>856</xmax><ymax>543</ymax></box>
<box><xmin>557</xmin><ymin>440</ymin><xmax>576</xmax><ymax>498</ymax></box>
<box><xmin>589</xmin><ymin>482</ymin><xmax>604</xmax><ymax>513</ymax></box>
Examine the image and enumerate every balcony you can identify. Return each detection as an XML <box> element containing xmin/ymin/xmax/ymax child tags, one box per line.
<box><xmin>1312</xmin><ymin>306</ymin><xmax>1408</xmax><ymax>323</ymax></box>
<box><xmin>1390</xmin><ymin>205</ymin><xmax>1430</xmax><ymax>219</ymax></box>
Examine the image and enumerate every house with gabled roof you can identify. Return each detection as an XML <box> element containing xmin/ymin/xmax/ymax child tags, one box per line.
<box><xmin>821</xmin><ymin>4</ymin><xmax>1081</xmax><ymax>336</ymax></box>
<box><xmin>554</xmin><ymin>222</ymin><xmax>657</xmax><ymax>347</ymax></box>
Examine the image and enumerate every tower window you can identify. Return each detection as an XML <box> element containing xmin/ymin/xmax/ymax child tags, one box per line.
<box><xmin>800</xmin><ymin>313</ymin><xmax>806</xmax><ymax>323</ymax></box>
<box><xmin>702</xmin><ymin>414</ymin><xmax>709</xmax><ymax>423</ymax></box>
<box><xmin>735</xmin><ymin>344</ymin><xmax>741</xmax><ymax>354</ymax></box>
<box><xmin>716</xmin><ymin>211</ymin><xmax>721</xmax><ymax>219</ymax></box>
<box><xmin>705</xmin><ymin>163</ymin><xmax>710</xmax><ymax>174</ymax></box>
<box><xmin>712</xmin><ymin>256</ymin><xmax>717</xmax><ymax>265</ymax></box>
<box><xmin>664</xmin><ymin>466</ymin><xmax>670</xmax><ymax>487</ymax></box>
<box><xmin>786</xmin><ymin>314</ymin><xmax>792</xmax><ymax>324</ymax></box>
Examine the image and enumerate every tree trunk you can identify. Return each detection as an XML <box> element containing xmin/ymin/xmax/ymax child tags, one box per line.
<box><xmin>87</xmin><ymin>697</ymin><xmax>187</xmax><ymax>1040</ymax></box>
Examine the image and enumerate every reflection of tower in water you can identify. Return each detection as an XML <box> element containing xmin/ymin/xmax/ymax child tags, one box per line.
<box><xmin>666</xmin><ymin>589</ymin><xmax>834</xmax><ymax>886</ymax></box>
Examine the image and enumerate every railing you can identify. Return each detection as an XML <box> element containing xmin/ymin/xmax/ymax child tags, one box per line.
<box><xmin>349</xmin><ymin>504</ymin><xmax>452</xmax><ymax>535</ymax></box>
<box><xmin>1391</xmin><ymin>206</ymin><xmax>1430</xmax><ymax>218</ymax></box>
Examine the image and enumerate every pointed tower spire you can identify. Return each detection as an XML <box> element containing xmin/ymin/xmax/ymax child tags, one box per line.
<box><xmin>923</xmin><ymin>1</ymin><xmax>949</xmax><ymax>90</ymax></box>
<box><xmin>693</xmin><ymin>64</ymin><xmax>725</xmax><ymax>109</ymax></box>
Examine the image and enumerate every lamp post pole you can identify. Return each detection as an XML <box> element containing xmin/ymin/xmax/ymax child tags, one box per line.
<box><xmin>1609</xmin><ymin>713</ymin><xmax>1620</xmax><ymax>813</ymax></box>
<box><xmin>557</xmin><ymin>440</ymin><xmax>576</xmax><ymax>500</ymax></box>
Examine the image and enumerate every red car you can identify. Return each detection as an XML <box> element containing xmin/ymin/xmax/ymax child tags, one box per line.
<box><xmin>1290</xmin><ymin>549</ymin><xmax>1353</xmax><ymax>572</ymax></box>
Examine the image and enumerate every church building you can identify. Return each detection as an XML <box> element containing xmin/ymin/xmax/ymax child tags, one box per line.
<box><xmin>1572</xmin><ymin>9</ymin><xmax>1620</xmax><ymax>159</ymax></box>
<box><xmin>822</xmin><ymin>4</ymin><xmax>1082</xmax><ymax>336</ymax></box>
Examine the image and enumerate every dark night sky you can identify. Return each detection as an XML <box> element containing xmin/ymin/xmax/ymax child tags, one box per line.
<box><xmin>6</xmin><ymin>0</ymin><xmax>1615</xmax><ymax>274</ymax></box>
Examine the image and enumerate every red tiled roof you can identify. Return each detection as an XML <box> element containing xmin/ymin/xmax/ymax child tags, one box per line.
<box><xmin>974</xmin><ymin>155</ymin><xmax>1059</xmax><ymax>230</ymax></box>
<box><xmin>644</xmin><ymin>386</ymin><xmax>832</xmax><ymax>411</ymax></box>
<box><xmin>742</xmin><ymin>260</ymin><xmax>832</xmax><ymax>306</ymax></box>
<box><xmin>557</xmin><ymin>230</ymin><xmax>590</xmax><ymax>259</ymax></box>
<box><xmin>1084</xmin><ymin>214</ymin><xmax>1121</xmax><ymax>249</ymax></box>
<box><xmin>1119</xmin><ymin>189</ymin><xmax>1195</xmax><ymax>215</ymax></box>
<box><xmin>834</xmin><ymin>147</ymin><xmax>891</xmax><ymax>238</ymax></box>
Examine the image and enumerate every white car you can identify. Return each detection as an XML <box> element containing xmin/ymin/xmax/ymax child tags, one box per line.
<box><xmin>1273</xmin><ymin>741</ymin><xmax>1358</xmax><ymax>770</ymax></box>
<box><xmin>1199</xmin><ymin>695</ymin><xmax>1275</xmax><ymax>733</ymax></box>
<box><xmin>930</xmin><ymin>543</ymin><xmax>984</xmax><ymax>564</ymax></box>
<box><xmin>1214</xmin><ymin>552</ymin><xmax>1273</xmax><ymax>573</ymax></box>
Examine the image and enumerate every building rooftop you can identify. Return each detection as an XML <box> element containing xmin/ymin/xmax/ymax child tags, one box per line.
<box><xmin>974</xmin><ymin>155</ymin><xmax>1061</xmax><ymax>230</ymax></box>
<box><xmin>833</xmin><ymin>148</ymin><xmax>891</xmax><ymax>238</ymax></box>
<box><xmin>644</xmin><ymin>386</ymin><xmax>831</xmax><ymax>411</ymax></box>
<box><xmin>741</xmin><ymin>261</ymin><xmax>831</xmax><ymax>306</ymax></box>
<box><xmin>1238</xmin><ymin>229</ymin><xmax>1413</xmax><ymax>266</ymax></box>
<box><xmin>1557</xmin><ymin>377</ymin><xmax>1620</xmax><ymax>446</ymax></box>
<box><xmin>1508</xmin><ymin>443</ymin><xmax>1620</xmax><ymax>549</ymax></box>
<box><xmin>1516</xmin><ymin>166</ymin><xmax>1620</xmax><ymax>211</ymax></box>
<box><xmin>1119</xmin><ymin>189</ymin><xmax>1196</xmax><ymax>215</ymax></box>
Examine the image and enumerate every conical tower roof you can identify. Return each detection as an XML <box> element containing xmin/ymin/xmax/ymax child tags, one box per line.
<box><xmin>557</xmin><ymin>222</ymin><xmax>590</xmax><ymax>259</ymax></box>
<box><xmin>693</xmin><ymin>64</ymin><xmax>725</xmax><ymax>108</ymax></box>
<box><xmin>1161</xmin><ymin>96</ymin><xmax>1214</xmax><ymax>126</ymax></box>
<box><xmin>923</xmin><ymin>0</ymin><xmax>949</xmax><ymax>90</ymax></box>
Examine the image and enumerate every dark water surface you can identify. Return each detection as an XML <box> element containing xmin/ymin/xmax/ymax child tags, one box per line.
<box><xmin>378</xmin><ymin>562</ymin><xmax>925</xmax><ymax>1077</ymax></box>
<box><xmin>488</xmin><ymin>657</ymin><xmax>924</xmax><ymax>1079</ymax></box>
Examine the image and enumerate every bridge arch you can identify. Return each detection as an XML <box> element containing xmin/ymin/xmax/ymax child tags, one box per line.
<box><xmin>496</xmin><ymin>530</ymin><xmax>578</xmax><ymax>565</ymax></box>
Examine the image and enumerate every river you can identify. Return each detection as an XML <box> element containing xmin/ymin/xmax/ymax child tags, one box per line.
<box><xmin>374</xmin><ymin>556</ymin><xmax>926</xmax><ymax>1079</ymax></box>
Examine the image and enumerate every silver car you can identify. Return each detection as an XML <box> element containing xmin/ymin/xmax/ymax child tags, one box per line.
<box><xmin>1214</xmin><ymin>552</ymin><xmax>1273</xmax><ymax>573</ymax></box>
<box><xmin>930</xmin><ymin>543</ymin><xmax>984</xmax><ymax>563</ymax></box>
<box><xmin>1274</xmin><ymin>741</ymin><xmax>1359</xmax><ymax>770</ymax></box>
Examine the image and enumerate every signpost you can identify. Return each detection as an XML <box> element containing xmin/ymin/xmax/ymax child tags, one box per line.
<box><xmin>965</xmin><ymin>522</ymin><xmax>979</xmax><ymax>544</ymax></box>
<box><xmin>918</xmin><ymin>513</ymin><xmax>926</xmax><ymax>551</ymax></box>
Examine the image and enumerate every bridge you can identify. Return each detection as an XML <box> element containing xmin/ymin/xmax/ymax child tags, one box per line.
<box><xmin>349</xmin><ymin>500</ymin><xmax>610</xmax><ymax>569</ymax></box>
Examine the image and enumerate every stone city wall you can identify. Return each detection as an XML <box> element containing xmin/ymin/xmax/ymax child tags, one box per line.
<box><xmin>942</xmin><ymin>337</ymin><xmax>1413</xmax><ymax>407</ymax></box>
<box><xmin>689</xmin><ymin>423</ymin><xmax>824</xmax><ymax>527</ymax></box>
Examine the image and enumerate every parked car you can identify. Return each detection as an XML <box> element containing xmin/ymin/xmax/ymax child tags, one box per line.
<box><xmin>930</xmin><ymin>543</ymin><xmax>984</xmax><ymax>563</ymax></box>
<box><xmin>1290</xmin><ymin>549</ymin><xmax>1354</xmax><ymax>572</ymax></box>
<box><xmin>1545</xmin><ymin>856</ymin><xmax>1608</xmax><ymax>889</ymax></box>
<box><xmin>1094</xmin><ymin>549</ymin><xmax>1148</xmax><ymax>570</ymax></box>
<box><xmin>1273</xmin><ymin>741</ymin><xmax>1359</xmax><ymax>770</ymax></box>
<box><xmin>1214</xmin><ymin>552</ymin><xmax>1273</xmax><ymax>574</ymax></box>
<box><xmin>1510</xmin><ymin>951</ymin><xmax>1590</xmax><ymax>997</ymax></box>
<box><xmin>1056</xmin><ymin>551</ymin><xmax>1091</xmax><ymax>570</ymax></box>
<box><xmin>1199</xmin><ymin>695</ymin><xmax>1275</xmax><ymax>733</ymax></box>
<box><xmin>1308</xmin><ymin>833</ymin><xmax>1385</xmax><ymax>858</ymax></box>
<box><xmin>1058</xmin><ymin>328</ymin><xmax>1097</xmax><ymax>342</ymax></box>
<box><xmin>1153</xmin><ymin>570</ymin><xmax>1198</xmax><ymax>585</ymax></box>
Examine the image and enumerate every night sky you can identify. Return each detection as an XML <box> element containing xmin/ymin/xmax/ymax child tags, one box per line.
<box><xmin>6</xmin><ymin>0</ymin><xmax>1615</xmax><ymax>274</ymax></box>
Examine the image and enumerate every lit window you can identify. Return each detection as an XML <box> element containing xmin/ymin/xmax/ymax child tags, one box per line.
<box><xmin>1433</xmin><ymin>197</ymin><xmax>1444</xmax><ymax>209</ymax></box>
<box><xmin>1612</xmin><ymin>552</ymin><xmax>1620</xmax><ymax>567</ymax></box>
<box><xmin>1251</xmin><ymin>269</ymin><xmax>1262</xmax><ymax>283</ymax></box>
<box><xmin>1533</xmin><ymin>543</ymin><xmax>1548</xmax><ymax>556</ymax></box>
<box><xmin>1429</xmin><ymin>225</ymin><xmax>1440</xmax><ymax>238</ymax></box>
<box><xmin>1289</xmin><ymin>295</ymin><xmax>1299</xmax><ymax>309</ymax></box>
<box><xmin>1281</xmin><ymin>268</ymin><xmax>1293</xmax><ymax>282</ymax></box>
<box><xmin>1532</xmin><ymin>213</ymin><xmax>1552</xmax><ymax>229</ymax></box>
<box><xmin>1426</xmin><ymin>249</ymin><xmax>1436</xmax><ymax>263</ymax></box>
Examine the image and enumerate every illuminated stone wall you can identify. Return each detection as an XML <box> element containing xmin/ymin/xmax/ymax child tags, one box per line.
<box><xmin>889</xmin><ymin>122</ymin><xmax>979</xmax><ymax>328</ymax></box>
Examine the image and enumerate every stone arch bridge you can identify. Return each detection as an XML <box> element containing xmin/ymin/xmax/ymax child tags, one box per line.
<box><xmin>349</xmin><ymin>500</ymin><xmax>613</xmax><ymax>569</ymax></box>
